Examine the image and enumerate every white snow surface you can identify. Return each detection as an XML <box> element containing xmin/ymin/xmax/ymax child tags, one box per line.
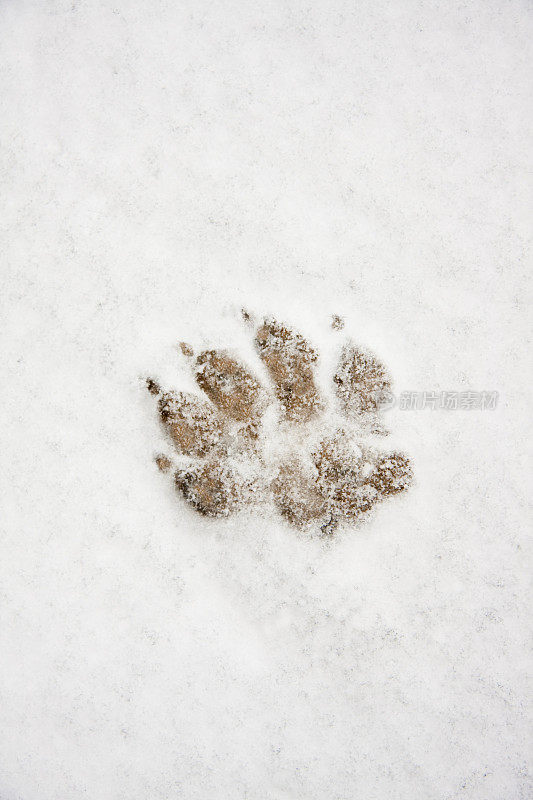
<box><xmin>1</xmin><ymin>1</ymin><xmax>531</xmax><ymax>798</ymax></box>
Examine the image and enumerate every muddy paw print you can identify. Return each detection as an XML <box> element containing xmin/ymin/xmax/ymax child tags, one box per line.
<box><xmin>146</xmin><ymin>314</ymin><xmax>412</xmax><ymax>534</ymax></box>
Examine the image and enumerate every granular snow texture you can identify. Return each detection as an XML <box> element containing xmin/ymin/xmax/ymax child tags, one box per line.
<box><xmin>1</xmin><ymin>1</ymin><xmax>531</xmax><ymax>799</ymax></box>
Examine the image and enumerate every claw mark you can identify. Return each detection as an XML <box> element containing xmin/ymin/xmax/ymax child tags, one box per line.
<box><xmin>179</xmin><ymin>341</ymin><xmax>194</xmax><ymax>357</ymax></box>
<box><xmin>146</xmin><ymin>377</ymin><xmax>161</xmax><ymax>396</ymax></box>
<box><xmin>147</xmin><ymin>315</ymin><xmax>412</xmax><ymax>531</ymax></box>
<box><xmin>155</xmin><ymin>454</ymin><xmax>172</xmax><ymax>473</ymax></box>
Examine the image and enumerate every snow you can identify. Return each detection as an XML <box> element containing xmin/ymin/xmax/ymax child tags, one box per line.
<box><xmin>1</xmin><ymin>1</ymin><xmax>531</xmax><ymax>798</ymax></box>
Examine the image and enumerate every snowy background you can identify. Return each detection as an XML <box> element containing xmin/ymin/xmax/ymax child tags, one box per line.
<box><xmin>1</xmin><ymin>1</ymin><xmax>531</xmax><ymax>798</ymax></box>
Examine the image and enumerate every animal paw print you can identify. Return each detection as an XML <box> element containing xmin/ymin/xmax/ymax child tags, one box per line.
<box><xmin>146</xmin><ymin>314</ymin><xmax>412</xmax><ymax>534</ymax></box>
